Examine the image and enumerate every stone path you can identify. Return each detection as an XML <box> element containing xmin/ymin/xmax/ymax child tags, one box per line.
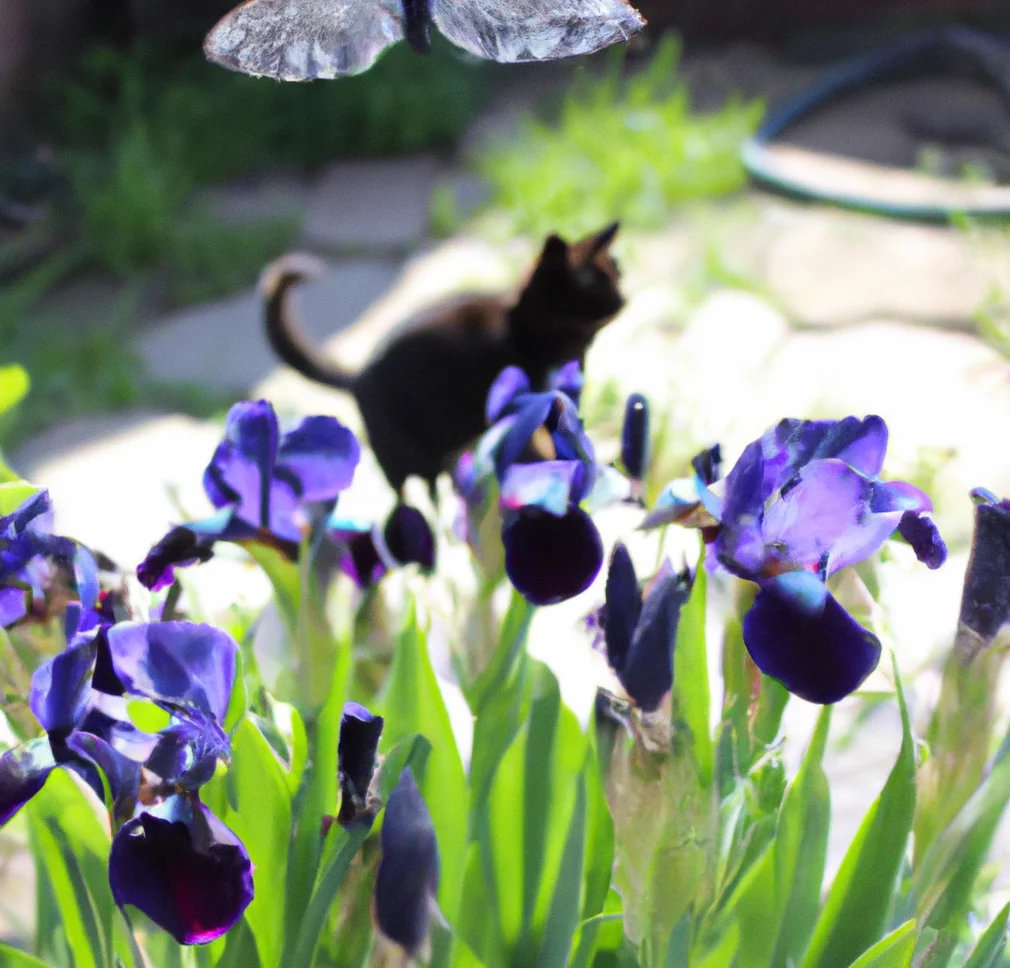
<box><xmin>8</xmin><ymin>38</ymin><xmax>1010</xmax><ymax>941</ymax></box>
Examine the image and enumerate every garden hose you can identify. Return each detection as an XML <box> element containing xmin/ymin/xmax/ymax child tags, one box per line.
<box><xmin>742</xmin><ymin>25</ymin><xmax>1010</xmax><ymax>221</ymax></box>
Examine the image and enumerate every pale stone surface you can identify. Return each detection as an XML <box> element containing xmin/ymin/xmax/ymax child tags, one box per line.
<box><xmin>198</xmin><ymin>172</ymin><xmax>312</xmax><ymax>225</ymax></box>
<box><xmin>303</xmin><ymin>156</ymin><xmax>445</xmax><ymax>252</ymax></box>
<box><xmin>12</xmin><ymin>412</ymin><xmax>220</xmax><ymax>570</ymax></box>
<box><xmin>140</xmin><ymin>258</ymin><xmax>400</xmax><ymax>392</ymax></box>
<box><xmin>765</xmin><ymin>207</ymin><xmax>990</xmax><ymax>327</ymax></box>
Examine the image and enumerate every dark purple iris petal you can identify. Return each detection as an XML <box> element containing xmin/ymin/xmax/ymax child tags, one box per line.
<box><xmin>109</xmin><ymin>795</ymin><xmax>253</xmax><ymax>945</ymax></box>
<box><xmin>0</xmin><ymin>738</ymin><xmax>55</xmax><ymax>826</ymax></box>
<box><xmin>91</xmin><ymin>627</ymin><xmax>126</xmax><ymax>697</ymax></box>
<box><xmin>136</xmin><ymin>514</ymin><xmax>228</xmax><ymax>591</ymax></box>
<box><xmin>340</xmin><ymin>528</ymin><xmax>386</xmax><ymax>588</ymax></box>
<box><xmin>602</xmin><ymin>543</ymin><xmax>641</xmax><ymax>674</ymax></box>
<box><xmin>276</xmin><ymin>416</ymin><xmax>359</xmax><ymax>502</ymax></box>
<box><xmin>958</xmin><ymin>498</ymin><xmax>1010</xmax><ymax>645</ymax></box>
<box><xmin>897</xmin><ymin>511</ymin><xmax>947</xmax><ymax>569</ymax></box>
<box><xmin>375</xmin><ymin>768</ymin><xmax>439</xmax><ymax>955</ymax></box>
<box><xmin>620</xmin><ymin>571</ymin><xmax>691</xmax><ymax>712</ymax></box>
<box><xmin>106</xmin><ymin>622</ymin><xmax>237</xmax><ymax>722</ymax></box>
<box><xmin>502</xmin><ymin>506</ymin><xmax>603</xmax><ymax>606</ymax></box>
<box><xmin>620</xmin><ymin>394</ymin><xmax>650</xmax><ymax>481</ymax></box>
<box><xmin>63</xmin><ymin>732</ymin><xmax>141</xmax><ymax>823</ymax></box>
<box><xmin>743</xmin><ymin>572</ymin><xmax>882</xmax><ymax>704</ymax></box>
<box><xmin>30</xmin><ymin>637</ymin><xmax>98</xmax><ymax>739</ymax></box>
<box><xmin>203</xmin><ymin>401</ymin><xmax>278</xmax><ymax>526</ymax></box>
<box><xmin>486</xmin><ymin>367</ymin><xmax>531</xmax><ymax>423</ymax></box>
<box><xmin>6</xmin><ymin>490</ymin><xmax>51</xmax><ymax>533</ymax></box>
<box><xmin>384</xmin><ymin>506</ymin><xmax>436</xmax><ymax>572</ymax></box>
<box><xmin>338</xmin><ymin>702</ymin><xmax>384</xmax><ymax>825</ymax></box>
<box><xmin>145</xmin><ymin>713</ymin><xmax>231</xmax><ymax>790</ymax></box>
<box><xmin>691</xmin><ymin>444</ymin><xmax>722</xmax><ymax>487</ymax></box>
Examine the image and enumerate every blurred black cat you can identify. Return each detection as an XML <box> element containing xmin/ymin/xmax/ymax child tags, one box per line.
<box><xmin>263</xmin><ymin>223</ymin><xmax>625</xmax><ymax>493</ymax></box>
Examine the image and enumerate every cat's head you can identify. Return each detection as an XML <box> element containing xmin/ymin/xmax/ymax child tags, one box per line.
<box><xmin>535</xmin><ymin>221</ymin><xmax>625</xmax><ymax>322</ymax></box>
<box><xmin>512</xmin><ymin>223</ymin><xmax>625</xmax><ymax>364</ymax></box>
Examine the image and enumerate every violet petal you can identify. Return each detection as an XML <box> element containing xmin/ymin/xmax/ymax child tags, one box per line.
<box><xmin>486</xmin><ymin>367</ymin><xmax>530</xmax><ymax>423</ymax></box>
<box><xmin>203</xmin><ymin>400</ymin><xmax>278</xmax><ymax>526</ymax></box>
<box><xmin>30</xmin><ymin>637</ymin><xmax>98</xmax><ymax>739</ymax></box>
<box><xmin>0</xmin><ymin>738</ymin><xmax>55</xmax><ymax>826</ymax></box>
<box><xmin>276</xmin><ymin>415</ymin><xmax>360</xmax><ymax>503</ymax></box>
<box><xmin>106</xmin><ymin>621</ymin><xmax>237</xmax><ymax>723</ymax></box>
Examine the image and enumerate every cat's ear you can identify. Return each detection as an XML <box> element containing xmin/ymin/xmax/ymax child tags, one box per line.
<box><xmin>588</xmin><ymin>221</ymin><xmax>620</xmax><ymax>257</ymax></box>
<box><xmin>538</xmin><ymin>233</ymin><xmax>571</xmax><ymax>270</ymax></box>
<box><xmin>569</xmin><ymin>221</ymin><xmax>620</xmax><ymax>267</ymax></box>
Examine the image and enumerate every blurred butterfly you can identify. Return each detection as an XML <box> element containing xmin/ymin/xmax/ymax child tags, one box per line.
<box><xmin>204</xmin><ymin>0</ymin><xmax>647</xmax><ymax>81</ymax></box>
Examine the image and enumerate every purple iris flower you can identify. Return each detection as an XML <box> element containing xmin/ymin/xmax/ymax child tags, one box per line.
<box><xmin>374</xmin><ymin>768</ymin><xmax>439</xmax><ymax>956</ymax></box>
<box><xmin>337</xmin><ymin>702</ymin><xmax>384</xmax><ymax>826</ymax></box>
<box><xmin>0</xmin><ymin>489</ymin><xmax>98</xmax><ymax>627</ymax></box>
<box><xmin>458</xmin><ymin>363</ymin><xmax>605</xmax><ymax>606</ymax></box>
<box><xmin>138</xmin><ymin>400</ymin><xmax>360</xmax><ymax>590</ymax></box>
<box><xmin>329</xmin><ymin>505</ymin><xmax>435</xmax><ymax>590</ymax></box>
<box><xmin>599</xmin><ymin>544</ymin><xmax>693</xmax><ymax>712</ymax></box>
<box><xmin>711</xmin><ymin>416</ymin><xmax>946</xmax><ymax>704</ymax></box>
<box><xmin>954</xmin><ymin>488</ymin><xmax>1010</xmax><ymax>658</ymax></box>
<box><xmin>102</xmin><ymin>621</ymin><xmax>251</xmax><ymax>944</ymax></box>
<box><xmin>0</xmin><ymin>618</ymin><xmax>253</xmax><ymax>945</ymax></box>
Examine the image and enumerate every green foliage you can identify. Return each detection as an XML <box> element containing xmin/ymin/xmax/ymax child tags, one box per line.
<box><xmin>56</xmin><ymin>41</ymin><xmax>492</xmax><ymax>184</ymax></box>
<box><xmin>802</xmin><ymin>654</ymin><xmax>917</xmax><ymax>968</ymax></box>
<box><xmin>0</xmin><ymin>273</ymin><xmax>232</xmax><ymax>448</ymax></box>
<box><xmin>379</xmin><ymin>603</ymin><xmax>468</xmax><ymax>921</ymax></box>
<box><xmin>477</xmin><ymin>36</ymin><xmax>763</xmax><ymax>237</ymax></box>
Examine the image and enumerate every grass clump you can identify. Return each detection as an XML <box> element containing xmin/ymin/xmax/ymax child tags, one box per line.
<box><xmin>43</xmin><ymin>38</ymin><xmax>492</xmax><ymax>301</ymax></box>
<box><xmin>55</xmin><ymin>39</ymin><xmax>493</xmax><ymax>184</ymax></box>
<box><xmin>477</xmin><ymin>36</ymin><xmax>763</xmax><ymax>237</ymax></box>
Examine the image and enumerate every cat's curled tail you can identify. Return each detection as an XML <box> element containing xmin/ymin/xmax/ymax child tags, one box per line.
<box><xmin>261</xmin><ymin>253</ymin><xmax>356</xmax><ymax>391</ymax></box>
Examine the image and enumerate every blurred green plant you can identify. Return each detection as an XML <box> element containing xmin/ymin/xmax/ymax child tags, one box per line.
<box><xmin>54</xmin><ymin>39</ymin><xmax>493</xmax><ymax>184</ymax></box>
<box><xmin>477</xmin><ymin>36</ymin><xmax>763</xmax><ymax>237</ymax></box>
<box><xmin>0</xmin><ymin>266</ymin><xmax>231</xmax><ymax>448</ymax></box>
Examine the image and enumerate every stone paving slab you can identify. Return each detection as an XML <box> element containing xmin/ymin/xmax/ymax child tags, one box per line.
<box><xmin>139</xmin><ymin>257</ymin><xmax>400</xmax><ymax>392</ymax></box>
<box><xmin>764</xmin><ymin>206</ymin><xmax>990</xmax><ymax>327</ymax></box>
<box><xmin>303</xmin><ymin>156</ymin><xmax>445</xmax><ymax>252</ymax></box>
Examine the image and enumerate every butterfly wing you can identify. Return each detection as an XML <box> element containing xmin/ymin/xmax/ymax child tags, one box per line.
<box><xmin>430</xmin><ymin>0</ymin><xmax>645</xmax><ymax>63</ymax></box>
<box><xmin>204</xmin><ymin>0</ymin><xmax>405</xmax><ymax>80</ymax></box>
